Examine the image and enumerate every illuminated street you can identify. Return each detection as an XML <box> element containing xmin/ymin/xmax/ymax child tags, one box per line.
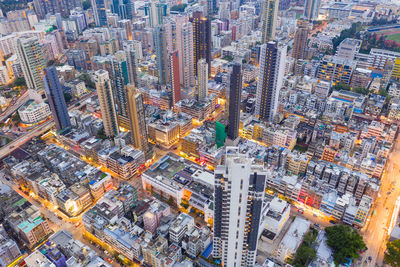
<box><xmin>360</xmin><ymin>135</ymin><xmax>400</xmax><ymax>266</ymax></box>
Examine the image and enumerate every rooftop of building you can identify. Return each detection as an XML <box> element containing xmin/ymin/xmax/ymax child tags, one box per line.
<box><xmin>169</xmin><ymin>213</ymin><xmax>194</xmax><ymax>234</ymax></box>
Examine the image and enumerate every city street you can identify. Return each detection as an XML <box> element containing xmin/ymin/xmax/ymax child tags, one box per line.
<box><xmin>0</xmin><ymin>171</ymin><xmax>120</xmax><ymax>267</ymax></box>
<box><xmin>360</xmin><ymin>135</ymin><xmax>400</xmax><ymax>266</ymax></box>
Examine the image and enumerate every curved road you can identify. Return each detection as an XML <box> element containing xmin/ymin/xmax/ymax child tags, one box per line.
<box><xmin>0</xmin><ymin>91</ymin><xmax>29</xmax><ymax>121</ymax></box>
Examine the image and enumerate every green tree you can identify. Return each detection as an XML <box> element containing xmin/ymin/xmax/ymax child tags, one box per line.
<box><xmin>385</xmin><ymin>239</ymin><xmax>400</xmax><ymax>267</ymax></box>
<box><xmin>292</xmin><ymin>228</ymin><xmax>318</xmax><ymax>267</ymax></box>
<box><xmin>79</xmin><ymin>72</ymin><xmax>95</xmax><ymax>89</ymax></box>
<box><xmin>64</xmin><ymin>92</ymin><xmax>73</xmax><ymax>103</ymax></box>
<box><xmin>331</xmin><ymin>22</ymin><xmax>362</xmax><ymax>52</ymax></box>
<box><xmin>379</xmin><ymin>87</ymin><xmax>389</xmax><ymax>97</ymax></box>
<box><xmin>47</xmin><ymin>60</ymin><xmax>56</xmax><ymax>67</ymax></box>
<box><xmin>12</xmin><ymin>112</ymin><xmax>20</xmax><ymax>123</ymax></box>
<box><xmin>13</xmin><ymin>77</ymin><xmax>26</xmax><ymax>88</ymax></box>
<box><xmin>331</xmin><ymin>82</ymin><xmax>351</xmax><ymax>92</ymax></box>
<box><xmin>293</xmin><ymin>246</ymin><xmax>316</xmax><ymax>267</ymax></box>
<box><xmin>97</xmin><ymin>128</ymin><xmax>107</xmax><ymax>140</ymax></box>
<box><xmin>82</xmin><ymin>0</ymin><xmax>91</xmax><ymax>10</ymax></box>
<box><xmin>352</xmin><ymin>86</ymin><xmax>370</xmax><ymax>95</ymax></box>
<box><xmin>325</xmin><ymin>225</ymin><xmax>366</xmax><ymax>265</ymax></box>
<box><xmin>222</xmin><ymin>55</ymin><xmax>234</xmax><ymax>61</ymax></box>
<box><xmin>170</xmin><ymin>3</ymin><xmax>187</xmax><ymax>12</ymax></box>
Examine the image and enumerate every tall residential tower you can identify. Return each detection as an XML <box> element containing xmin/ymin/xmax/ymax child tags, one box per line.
<box><xmin>261</xmin><ymin>0</ymin><xmax>279</xmax><ymax>43</ymax></box>
<box><xmin>292</xmin><ymin>19</ymin><xmax>309</xmax><ymax>60</ymax></box>
<box><xmin>198</xmin><ymin>58</ymin><xmax>208</xmax><ymax>101</ymax></box>
<box><xmin>112</xmin><ymin>51</ymin><xmax>130</xmax><ymax>130</ymax></box>
<box><xmin>304</xmin><ymin>0</ymin><xmax>320</xmax><ymax>21</ymax></box>
<box><xmin>190</xmin><ymin>11</ymin><xmax>211</xmax><ymax>76</ymax></box>
<box><xmin>91</xmin><ymin>0</ymin><xmax>107</xmax><ymax>27</ymax></box>
<box><xmin>227</xmin><ymin>63</ymin><xmax>242</xmax><ymax>141</ymax></box>
<box><xmin>255</xmin><ymin>41</ymin><xmax>286</xmax><ymax>122</ymax></box>
<box><xmin>175</xmin><ymin>17</ymin><xmax>195</xmax><ymax>88</ymax></box>
<box><xmin>213</xmin><ymin>147</ymin><xmax>267</xmax><ymax>267</ymax></box>
<box><xmin>170</xmin><ymin>50</ymin><xmax>181</xmax><ymax>105</ymax></box>
<box><xmin>15</xmin><ymin>36</ymin><xmax>46</xmax><ymax>98</ymax></box>
<box><xmin>127</xmin><ymin>85</ymin><xmax>151</xmax><ymax>158</ymax></box>
<box><xmin>43</xmin><ymin>67</ymin><xmax>71</xmax><ymax>132</ymax></box>
<box><xmin>153</xmin><ymin>26</ymin><xmax>168</xmax><ymax>85</ymax></box>
<box><xmin>94</xmin><ymin>70</ymin><xmax>119</xmax><ymax>137</ymax></box>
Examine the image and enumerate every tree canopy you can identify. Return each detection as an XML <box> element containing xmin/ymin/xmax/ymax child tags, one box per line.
<box><xmin>97</xmin><ymin>128</ymin><xmax>107</xmax><ymax>140</ymax></box>
<box><xmin>325</xmin><ymin>225</ymin><xmax>366</xmax><ymax>265</ymax></box>
<box><xmin>385</xmin><ymin>239</ymin><xmax>400</xmax><ymax>267</ymax></box>
<box><xmin>292</xmin><ymin>228</ymin><xmax>318</xmax><ymax>267</ymax></box>
<box><xmin>170</xmin><ymin>4</ymin><xmax>187</xmax><ymax>12</ymax></box>
<box><xmin>332</xmin><ymin>22</ymin><xmax>363</xmax><ymax>52</ymax></box>
<box><xmin>12</xmin><ymin>77</ymin><xmax>26</xmax><ymax>88</ymax></box>
<box><xmin>352</xmin><ymin>86</ymin><xmax>370</xmax><ymax>95</ymax></box>
<box><xmin>79</xmin><ymin>72</ymin><xmax>95</xmax><ymax>89</ymax></box>
<box><xmin>82</xmin><ymin>0</ymin><xmax>91</xmax><ymax>10</ymax></box>
<box><xmin>331</xmin><ymin>82</ymin><xmax>351</xmax><ymax>92</ymax></box>
<box><xmin>64</xmin><ymin>92</ymin><xmax>73</xmax><ymax>103</ymax></box>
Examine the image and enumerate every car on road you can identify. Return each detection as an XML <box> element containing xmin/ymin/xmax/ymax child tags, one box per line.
<box><xmin>329</xmin><ymin>220</ymin><xmax>336</xmax><ymax>224</ymax></box>
<box><xmin>105</xmin><ymin>257</ymin><xmax>113</xmax><ymax>264</ymax></box>
<box><xmin>75</xmin><ymin>222</ymin><xmax>81</xmax><ymax>228</ymax></box>
<box><xmin>297</xmin><ymin>208</ymin><xmax>304</xmax><ymax>214</ymax></box>
<box><xmin>313</xmin><ymin>214</ymin><xmax>318</xmax><ymax>218</ymax></box>
<box><xmin>368</xmin><ymin>256</ymin><xmax>372</xmax><ymax>261</ymax></box>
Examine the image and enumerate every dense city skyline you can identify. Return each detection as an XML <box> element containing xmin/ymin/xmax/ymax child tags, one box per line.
<box><xmin>0</xmin><ymin>0</ymin><xmax>399</xmax><ymax>267</ymax></box>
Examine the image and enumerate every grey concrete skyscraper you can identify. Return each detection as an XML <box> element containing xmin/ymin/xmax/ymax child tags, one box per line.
<box><xmin>213</xmin><ymin>147</ymin><xmax>267</xmax><ymax>267</ymax></box>
<box><xmin>227</xmin><ymin>63</ymin><xmax>242</xmax><ymax>141</ymax></box>
<box><xmin>153</xmin><ymin>26</ymin><xmax>168</xmax><ymax>85</ymax></box>
<box><xmin>43</xmin><ymin>67</ymin><xmax>71</xmax><ymax>132</ymax></box>
<box><xmin>198</xmin><ymin>58</ymin><xmax>208</xmax><ymax>101</ymax></box>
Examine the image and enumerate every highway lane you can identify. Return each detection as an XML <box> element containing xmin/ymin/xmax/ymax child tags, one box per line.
<box><xmin>0</xmin><ymin>91</ymin><xmax>29</xmax><ymax>121</ymax></box>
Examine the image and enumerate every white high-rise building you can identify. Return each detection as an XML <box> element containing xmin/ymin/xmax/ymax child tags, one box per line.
<box><xmin>213</xmin><ymin>147</ymin><xmax>267</xmax><ymax>267</ymax></box>
<box><xmin>14</xmin><ymin>36</ymin><xmax>46</xmax><ymax>98</ymax></box>
<box><xmin>255</xmin><ymin>41</ymin><xmax>286</xmax><ymax>123</ymax></box>
<box><xmin>198</xmin><ymin>59</ymin><xmax>208</xmax><ymax>100</ymax></box>
<box><xmin>175</xmin><ymin>16</ymin><xmax>195</xmax><ymax>88</ymax></box>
